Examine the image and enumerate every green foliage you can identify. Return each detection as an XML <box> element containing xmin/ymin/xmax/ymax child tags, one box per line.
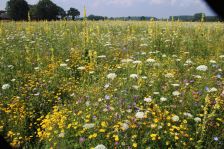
<box><xmin>67</xmin><ymin>8</ymin><xmax>80</xmax><ymax>20</ymax></box>
<box><xmin>31</xmin><ymin>0</ymin><xmax>60</xmax><ymax>20</ymax></box>
<box><xmin>6</xmin><ymin>0</ymin><xmax>29</xmax><ymax>20</ymax></box>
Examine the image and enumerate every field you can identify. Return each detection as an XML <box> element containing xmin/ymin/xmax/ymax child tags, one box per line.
<box><xmin>0</xmin><ymin>20</ymin><xmax>224</xmax><ymax>149</ymax></box>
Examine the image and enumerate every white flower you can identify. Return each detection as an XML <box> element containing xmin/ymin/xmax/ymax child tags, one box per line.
<box><xmin>196</xmin><ymin>65</ymin><xmax>208</xmax><ymax>71</ymax></box>
<box><xmin>194</xmin><ymin>117</ymin><xmax>201</xmax><ymax>123</ymax></box>
<box><xmin>153</xmin><ymin>92</ymin><xmax>160</xmax><ymax>95</ymax></box>
<box><xmin>165</xmin><ymin>73</ymin><xmax>174</xmax><ymax>78</ymax></box>
<box><xmin>132</xmin><ymin>60</ymin><xmax>142</xmax><ymax>64</ymax></box>
<box><xmin>185</xmin><ymin>59</ymin><xmax>193</xmax><ymax>64</ymax></box>
<box><xmin>193</xmin><ymin>75</ymin><xmax>202</xmax><ymax>79</ymax></box>
<box><xmin>219</xmin><ymin>55</ymin><xmax>224</xmax><ymax>58</ymax></box>
<box><xmin>183</xmin><ymin>112</ymin><xmax>193</xmax><ymax>118</ymax></box>
<box><xmin>135</xmin><ymin>111</ymin><xmax>145</xmax><ymax>119</ymax></box>
<box><xmin>11</xmin><ymin>79</ymin><xmax>16</xmax><ymax>82</ymax></box>
<box><xmin>121</xmin><ymin>123</ymin><xmax>129</xmax><ymax>130</ymax></box>
<box><xmin>8</xmin><ymin>65</ymin><xmax>14</xmax><ymax>69</ymax></box>
<box><xmin>172</xmin><ymin>115</ymin><xmax>180</xmax><ymax>122</ymax></box>
<box><xmin>160</xmin><ymin>97</ymin><xmax>167</xmax><ymax>102</ymax></box>
<box><xmin>83</xmin><ymin>123</ymin><xmax>95</xmax><ymax>129</ymax></box>
<box><xmin>141</xmin><ymin>76</ymin><xmax>148</xmax><ymax>79</ymax></box>
<box><xmin>60</xmin><ymin>63</ymin><xmax>67</xmax><ymax>67</ymax></box>
<box><xmin>146</xmin><ymin>58</ymin><xmax>156</xmax><ymax>63</ymax></box>
<box><xmin>132</xmin><ymin>85</ymin><xmax>139</xmax><ymax>90</ymax></box>
<box><xmin>162</xmin><ymin>54</ymin><xmax>167</xmax><ymax>58</ymax></box>
<box><xmin>77</xmin><ymin>66</ymin><xmax>85</xmax><ymax>70</ymax></box>
<box><xmin>130</xmin><ymin>74</ymin><xmax>138</xmax><ymax>79</ymax></box>
<box><xmin>107</xmin><ymin>73</ymin><xmax>117</xmax><ymax>80</ymax></box>
<box><xmin>209</xmin><ymin>60</ymin><xmax>216</xmax><ymax>64</ymax></box>
<box><xmin>98</xmin><ymin>55</ymin><xmax>106</xmax><ymax>58</ymax></box>
<box><xmin>171</xmin><ymin>84</ymin><xmax>180</xmax><ymax>87</ymax></box>
<box><xmin>144</xmin><ymin>97</ymin><xmax>152</xmax><ymax>102</ymax></box>
<box><xmin>208</xmin><ymin>87</ymin><xmax>217</xmax><ymax>92</ymax></box>
<box><xmin>58</xmin><ymin>132</ymin><xmax>65</xmax><ymax>138</ymax></box>
<box><xmin>94</xmin><ymin>144</ymin><xmax>107</xmax><ymax>149</ymax></box>
<box><xmin>2</xmin><ymin>84</ymin><xmax>10</xmax><ymax>90</ymax></box>
<box><xmin>65</xmin><ymin>59</ymin><xmax>70</xmax><ymax>62</ymax></box>
<box><xmin>121</xmin><ymin>59</ymin><xmax>133</xmax><ymax>63</ymax></box>
<box><xmin>172</xmin><ymin>91</ymin><xmax>181</xmax><ymax>96</ymax></box>
<box><xmin>104</xmin><ymin>83</ymin><xmax>110</xmax><ymax>89</ymax></box>
<box><xmin>34</xmin><ymin>67</ymin><xmax>39</xmax><ymax>70</ymax></box>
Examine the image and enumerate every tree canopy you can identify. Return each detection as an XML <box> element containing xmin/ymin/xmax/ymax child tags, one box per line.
<box><xmin>67</xmin><ymin>8</ymin><xmax>80</xmax><ymax>20</ymax></box>
<box><xmin>6</xmin><ymin>0</ymin><xmax>29</xmax><ymax>20</ymax></box>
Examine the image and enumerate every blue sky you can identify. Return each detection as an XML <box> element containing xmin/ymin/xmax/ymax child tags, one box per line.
<box><xmin>0</xmin><ymin>0</ymin><xmax>215</xmax><ymax>18</ymax></box>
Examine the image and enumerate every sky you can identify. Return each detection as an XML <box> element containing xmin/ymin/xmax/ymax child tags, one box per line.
<box><xmin>0</xmin><ymin>0</ymin><xmax>215</xmax><ymax>18</ymax></box>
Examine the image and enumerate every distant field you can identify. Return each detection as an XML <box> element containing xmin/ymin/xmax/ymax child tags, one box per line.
<box><xmin>0</xmin><ymin>21</ymin><xmax>224</xmax><ymax>148</ymax></box>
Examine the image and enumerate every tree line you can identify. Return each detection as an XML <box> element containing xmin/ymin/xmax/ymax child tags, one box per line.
<box><xmin>5</xmin><ymin>0</ymin><xmax>80</xmax><ymax>21</ymax></box>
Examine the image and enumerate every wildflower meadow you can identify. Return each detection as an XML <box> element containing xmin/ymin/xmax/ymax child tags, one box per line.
<box><xmin>0</xmin><ymin>20</ymin><xmax>224</xmax><ymax>148</ymax></box>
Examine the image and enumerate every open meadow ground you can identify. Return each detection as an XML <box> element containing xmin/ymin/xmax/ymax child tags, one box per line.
<box><xmin>0</xmin><ymin>21</ymin><xmax>224</xmax><ymax>148</ymax></box>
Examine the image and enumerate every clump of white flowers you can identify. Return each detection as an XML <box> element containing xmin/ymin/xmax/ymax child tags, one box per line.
<box><xmin>83</xmin><ymin>123</ymin><xmax>95</xmax><ymax>129</ymax></box>
<box><xmin>2</xmin><ymin>84</ymin><xmax>10</xmax><ymax>90</ymax></box>
<box><xmin>130</xmin><ymin>74</ymin><xmax>138</xmax><ymax>79</ymax></box>
<box><xmin>196</xmin><ymin>65</ymin><xmax>208</xmax><ymax>71</ymax></box>
<box><xmin>121</xmin><ymin>123</ymin><xmax>129</xmax><ymax>131</ymax></box>
<box><xmin>165</xmin><ymin>73</ymin><xmax>174</xmax><ymax>78</ymax></box>
<box><xmin>107</xmin><ymin>73</ymin><xmax>117</xmax><ymax>80</ymax></box>
<box><xmin>144</xmin><ymin>96</ymin><xmax>152</xmax><ymax>102</ymax></box>
<box><xmin>172</xmin><ymin>115</ymin><xmax>180</xmax><ymax>122</ymax></box>
<box><xmin>94</xmin><ymin>144</ymin><xmax>107</xmax><ymax>149</ymax></box>
<box><xmin>172</xmin><ymin>91</ymin><xmax>181</xmax><ymax>96</ymax></box>
<box><xmin>194</xmin><ymin>117</ymin><xmax>201</xmax><ymax>123</ymax></box>
<box><xmin>135</xmin><ymin>111</ymin><xmax>145</xmax><ymax>119</ymax></box>
<box><xmin>207</xmin><ymin>87</ymin><xmax>218</xmax><ymax>93</ymax></box>
<box><xmin>60</xmin><ymin>63</ymin><xmax>67</xmax><ymax>67</ymax></box>
<box><xmin>77</xmin><ymin>66</ymin><xmax>85</xmax><ymax>70</ymax></box>
<box><xmin>160</xmin><ymin>97</ymin><xmax>167</xmax><ymax>102</ymax></box>
<box><xmin>146</xmin><ymin>58</ymin><xmax>156</xmax><ymax>63</ymax></box>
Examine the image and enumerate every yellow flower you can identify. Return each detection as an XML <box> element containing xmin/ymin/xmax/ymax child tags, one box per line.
<box><xmin>133</xmin><ymin>143</ymin><xmax>137</xmax><ymax>148</ymax></box>
<box><xmin>99</xmin><ymin>129</ymin><xmax>106</xmax><ymax>133</ymax></box>
<box><xmin>101</xmin><ymin>121</ymin><xmax>107</xmax><ymax>127</ymax></box>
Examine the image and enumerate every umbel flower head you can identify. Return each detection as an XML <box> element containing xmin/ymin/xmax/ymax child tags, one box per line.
<box><xmin>107</xmin><ymin>73</ymin><xmax>117</xmax><ymax>80</ymax></box>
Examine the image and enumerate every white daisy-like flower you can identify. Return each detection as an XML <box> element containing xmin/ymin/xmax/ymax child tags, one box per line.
<box><xmin>196</xmin><ymin>65</ymin><xmax>208</xmax><ymax>71</ymax></box>
<box><xmin>146</xmin><ymin>58</ymin><xmax>156</xmax><ymax>63</ymax></box>
<box><xmin>194</xmin><ymin>117</ymin><xmax>201</xmax><ymax>123</ymax></box>
<box><xmin>160</xmin><ymin>97</ymin><xmax>167</xmax><ymax>102</ymax></box>
<box><xmin>2</xmin><ymin>84</ymin><xmax>10</xmax><ymax>90</ymax></box>
<box><xmin>130</xmin><ymin>74</ymin><xmax>138</xmax><ymax>79</ymax></box>
<box><xmin>94</xmin><ymin>144</ymin><xmax>107</xmax><ymax>149</ymax></box>
<box><xmin>83</xmin><ymin>123</ymin><xmax>95</xmax><ymax>129</ymax></box>
<box><xmin>11</xmin><ymin>79</ymin><xmax>16</xmax><ymax>82</ymax></box>
<box><xmin>144</xmin><ymin>96</ymin><xmax>152</xmax><ymax>102</ymax></box>
<box><xmin>172</xmin><ymin>91</ymin><xmax>181</xmax><ymax>96</ymax></box>
<box><xmin>141</xmin><ymin>76</ymin><xmax>148</xmax><ymax>79</ymax></box>
<box><xmin>60</xmin><ymin>63</ymin><xmax>67</xmax><ymax>67</ymax></box>
<box><xmin>172</xmin><ymin>115</ymin><xmax>180</xmax><ymax>122</ymax></box>
<box><xmin>107</xmin><ymin>73</ymin><xmax>117</xmax><ymax>80</ymax></box>
<box><xmin>135</xmin><ymin>111</ymin><xmax>145</xmax><ymax>119</ymax></box>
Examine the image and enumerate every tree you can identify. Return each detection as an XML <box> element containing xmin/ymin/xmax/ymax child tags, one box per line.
<box><xmin>57</xmin><ymin>6</ymin><xmax>66</xmax><ymax>19</ymax></box>
<box><xmin>6</xmin><ymin>0</ymin><xmax>29</xmax><ymax>20</ymax></box>
<box><xmin>67</xmin><ymin>8</ymin><xmax>80</xmax><ymax>20</ymax></box>
<box><xmin>34</xmin><ymin>0</ymin><xmax>60</xmax><ymax>20</ymax></box>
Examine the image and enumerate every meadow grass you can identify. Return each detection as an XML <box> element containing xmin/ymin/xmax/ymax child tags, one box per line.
<box><xmin>0</xmin><ymin>20</ymin><xmax>224</xmax><ymax>148</ymax></box>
